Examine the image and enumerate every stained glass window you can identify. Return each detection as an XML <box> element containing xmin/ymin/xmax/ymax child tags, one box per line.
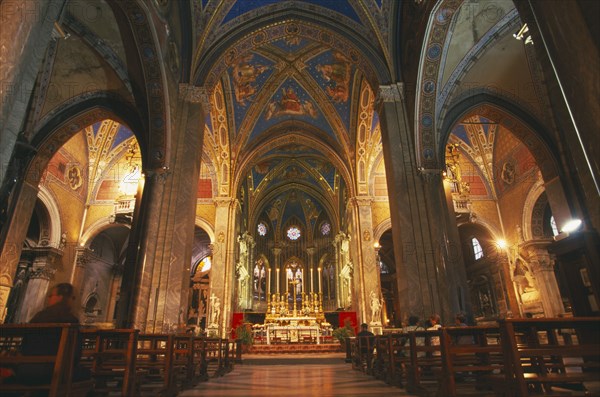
<box><xmin>287</xmin><ymin>226</ymin><xmax>301</xmax><ymax>240</ymax></box>
<box><xmin>321</xmin><ymin>222</ymin><xmax>331</xmax><ymax>236</ymax></box>
<box><xmin>257</xmin><ymin>222</ymin><xmax>267</xmax><ymax>236</ymax></box>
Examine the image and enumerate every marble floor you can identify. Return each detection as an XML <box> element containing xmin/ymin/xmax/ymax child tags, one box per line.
<box><xmin>178</xmin><ymin>354</ymin><xmax>418</xmax><ymax>396</ymax></box>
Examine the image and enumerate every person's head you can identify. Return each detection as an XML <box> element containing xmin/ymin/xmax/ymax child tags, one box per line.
<box><xmin>455</xmin><ymin>313</ymin><xmax>467</xmax><ymax>325</ymax></box>
<box><xmin>360</xmin><ymin>323</ymin><xmax>369</xmax><ymax>331</ymax></box>
<box><xmin>47</xmin><ymin>283</ymin><xmax>76</xmax><ymax>307</ymax></box>
<box><xmin>429</xmin><ymin>314</ymin><xmax>441</xmax><ymax>325</ymax></box>
<box><xmin>408</xmin><ymin>315</ymin><xmax>420</xmax><ymax>326</ymax></box>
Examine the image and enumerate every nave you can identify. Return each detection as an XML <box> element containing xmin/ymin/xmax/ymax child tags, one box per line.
<box><xmin>179</xmin><ymin>353</ymin><xmax>416</xmax><ymax>397</ymax></box>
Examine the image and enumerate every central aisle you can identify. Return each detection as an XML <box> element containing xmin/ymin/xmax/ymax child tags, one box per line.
<box><xmin>178</xmin><ymin>353</ymin><xmax>419</xmax><ymax>396</ymax></box>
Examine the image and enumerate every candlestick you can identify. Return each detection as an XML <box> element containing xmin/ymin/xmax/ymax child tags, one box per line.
<box><xmin>276</xmin><ymin>268</ymin><xmax>280</xmax><ymax>294</ymax></box>
<box><xmin>267</xmin><ymin>268</ymin><xmax>271</xmax><ymax>297</ymax></box>
<box><xmin>310</xmin><ymin>268</ymin><xmax>314</xmax><ymax>293</ymax></box>
<box><xmin>318</xmin><ymin>267</ymin><xmax>322</xmax><ymax>294</ymax></box>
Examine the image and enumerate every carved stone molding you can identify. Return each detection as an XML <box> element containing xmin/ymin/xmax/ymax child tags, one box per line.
<box><xmin>350</xmin><ymin>196</ymin><xmax>374</xmax><ymax>207</ymax></box>
<box><xmin>213</xmin><ymin>197</ymin><xmax>236</xmax><ymax>208</ymax></box>
<box><xmin>179</xmin><ymin>83</ymin><xmax>209</xmax><ymax>107</ymax></box>
<box><xmin>377</xmin><ymin>83</ymin><xmax>404</xmax><ymax>103</ymax></box>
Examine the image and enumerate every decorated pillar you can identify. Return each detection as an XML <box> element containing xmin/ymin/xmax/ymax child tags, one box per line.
<box><xmin>208</xmin><ymin>198</ymin><xmax>238</xmax><ymax>337</ymax></box>
<box><xmin>18</xmin><ymin>247</ymin><xmax>62</xmax><ymax>322</ymax></box>
<box><xmin>522</xmin><ymin>242</ymin><xmax>564</xmax><ymax>317</ymax></box>
<box><xmin>377</xmin><ymin>83</ymin><xmax>454</xmax><ymax>323</ymax></box>
<box><xmin>0</xmin><ymin>181</ymin><xmax>39</xmax><ymax>323</ymax></box>
<box><xmin>119</xmin><ymin>84</ymin><xmax>205</xmax><ymax>332</ymax></box>
<box><xmin>348</xmin><ymin>196</ymin><xmax>381</xmax><ymax>328</ymax></box>
<box><xmin>71</xmin><ymin>247</ymin><xmax>92</xmax><ymax>294</ymax></box>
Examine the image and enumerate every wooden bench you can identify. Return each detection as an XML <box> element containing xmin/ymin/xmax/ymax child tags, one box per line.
<box><xmin>405</xmin><ymin>329</ymin><xmax>443</xmax><ymax>395</ymax></box>
<box><xmin>372</xmin><ymin>333</ymin><xmax>410</xmax><ymax>387</ymax></box>
<box><xmin>0</xmin><ymin>323</ymin><xmax>93</xmax><ymax>397</ymax></box>
<box><xmin>352</xmin><ymin>335</ymin><xmax>376</xmax><ymax>374</ymax></box>
<box><xmin>439</xmin><ymin>325</ymin><xmax>504</xmax><ymax>396</ymax></box>
<box><xmin>136</xmin><ymin>333</ymin><xmax>178</xmax><ymax>397</ymax></box>
<box><xmin>499</xmin><ymin>317</ymin><xmax>600</xmax><ymax>396</ymax></box>
<box><xmin>80</xmin><ymin>328</ymin><xmax>140</xmax><ymax>396</ymax></box>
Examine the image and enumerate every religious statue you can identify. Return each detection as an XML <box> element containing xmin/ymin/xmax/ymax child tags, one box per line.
<box><xmin>209</xmin><ymin>293</ymin><xmax>221</xmax><ymax>326</ymax></box>
<box><xmin>370</xmin><ymin>290</ymin><xmax>383</xmax><ymax>324</ymax></box>
<box><xmin>236</xmin><ymin>261</ymin><xmax>250</xmax><ymax>308</ymax></box>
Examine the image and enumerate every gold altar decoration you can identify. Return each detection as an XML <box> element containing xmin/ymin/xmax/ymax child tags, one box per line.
<box><xmin>265</xmin><ymin>291</ymin><xmax>326</xmax><ymax>326</ymax></box>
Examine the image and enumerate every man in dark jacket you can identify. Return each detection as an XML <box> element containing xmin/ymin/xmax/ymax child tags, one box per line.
<box><xmin>18</xmin><ymin>283</ymin><xmax>89</xmax><ymax>384</ymax></box>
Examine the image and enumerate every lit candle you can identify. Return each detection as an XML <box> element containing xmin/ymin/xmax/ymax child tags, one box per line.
<box><xmin>310</xmin><ymin>268</ymin><xmax>314</xmax><ymax>293</ymax></box>
<box><xmin>276</xmin><ymin>268</ymin><xmax>280</xmax><ymax>294</ymax></box>
<box><xmin>267</xmin><ymin>268</ymin><xmax>271</xmax><ymax>297</ymax></box>
<box><xmin>318</xmin><ymin>267</ymin><xmax>322</xmax><ymax>294</ymax></box>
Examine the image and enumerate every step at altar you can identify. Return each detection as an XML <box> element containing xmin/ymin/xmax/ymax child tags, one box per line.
<box><xmin>248</xmin><ymin>343</ymin><xmax>343</xmax><ymax>355</ymax></box>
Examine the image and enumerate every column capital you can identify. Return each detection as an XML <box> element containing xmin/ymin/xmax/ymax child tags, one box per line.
<box><xmin>213</xmin><ymin>197</ymin><xmax>236</xmax><ymax>208</ymax></box>
<box><xmin>350</xmin><ymin>196</ymin><xmax>374</xmax><ymax>207</ymax></box>
<box><xmin>178</xmin><ymin>83</ymin><xmax>210</xmax><ymax>107</ymax></box>
<box><xmin>377</xmin><ymin>83</ymin><xmax>404</xmax><ymax>103</ymax></box>
<box><xmin>306</xmin><ymin>247</ymin><xmax>316</xmax><ymax>256</ymax></box>
<box><xmin>272</xmin><ymin>247</ymin><xmax>282</xmax><ymax>256</ymax></box>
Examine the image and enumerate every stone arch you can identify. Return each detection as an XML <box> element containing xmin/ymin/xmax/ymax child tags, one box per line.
<box><xmin>522</xmin><ymin>180</ymin><xmax>546</xmax><ymax>241</ymax></box>
<box><xmin>36</xmin><ymin>186</ymin><xmax>62</xmax><ymax>248</ymax></box>
<box><xmin>195</xmin><ymin>217</ymin><xmax>215</xmax><ymax>243</ymax></box>
<box><xmin>80</xmin><ymin>218</ymin><xmax>131</xmax><ymax>249</ymax></box>
<box><xmin>373</xmin><ymin>218</ymin><xmax>392</xmax><ymax>243</ymax></box>
<box><xmin>439</xmin><ymin>94</ymin><xmax>560</xmax><ymax>182</ymax></box>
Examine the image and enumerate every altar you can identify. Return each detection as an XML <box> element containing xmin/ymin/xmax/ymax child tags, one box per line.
<box><xmin>266</xmin><ymin>324</ymin><xmax>321</xmax><ymax>344</ymax></box>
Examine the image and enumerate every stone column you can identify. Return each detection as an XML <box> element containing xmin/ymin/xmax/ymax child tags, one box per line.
<box><xmin>498</xmin><ymin>252</ymin><xmax>520</xmax><ymax>318</ymax></box>
<box><xmin>71</xmin><ymin>247</ymin><xmax>91</xmax><ymax>293</ymax></box>
<box><xmin>348</xmin><ymin>196</ymin><xmax>381</xmax><ymax>326</ymax></box>
<box><xmin>523</xmin><ymin>242</ymin><xmax>564</xmax><ymax>317</ymax></box>
<box><xmin>209</xmin><ymin>198</ymin><xmax>238</xmax><ymax>337</ymax></box>
<box><xmin>18</xmin><ymin>248</ymin><xmax>62</xmax><ymax>322</ymax></box>
<box><xmin>119</xmin><ymin>84</ymin><xmax>205</xmax><ymax>332</ymax></box>
<box><xmin>0</xmin><ymin>181</ymin><xmax>39</xmax><ymax>321</ymax></box>
<box><xmin>0</xmin><ymin>0</ymin><xmax>67</xmax><ymax>184</ymax></box>
<box><xmin>377</xmin><ymin>83</ymin><xmax>453</xmax><ymax>323</ymax></box>
<box><xmin>515</xmin><ymin>1</ymin><xmax>600</xmax><ymax>232</ymax></box>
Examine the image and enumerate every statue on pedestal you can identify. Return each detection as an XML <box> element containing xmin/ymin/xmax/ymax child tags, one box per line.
<box><xmin>370</xmin><ymin>290</ymin><xmax>382</xmax><ymax>324</ymax></box>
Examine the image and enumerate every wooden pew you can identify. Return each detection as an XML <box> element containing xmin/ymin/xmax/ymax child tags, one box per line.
<box><xmin>372</xmin><ymin>333</ymin><xmax>410</xmax><ymax>387</ymax></box>
<box><xmin>405</xmin><ymin>329</ymin><xmax>443</xmax><ymax>396</ymax></box>
<box><xmin>80</xmin><ymin>328</ymin><xmax>140</xmax><ymax>396</ymax></box>
<box><xmin>136</xmin><ymin>333</ymin><xmax>178</xmax><ymax>397</ymax></box>
<box><xmin>439</xmin><ymin>325</ymin><xmax>504</xmax><ymax>396</ymax></box>
<box><xmin>0</xmin><ymin>323</ymin><xmax>93</xmax><ymax>397</ymax></box>
<box><xmin>202</xmin><ymin>337</ymin><xmax>225</xmax><ymax>378</ymax></box>
<box><xmin>352</xmin><ymin>335</ymin><xmax>376</xmax><ymax>374</ymax></box>
<box><xmin>388</xmin><ymin>333</ymin><xmax>411</xmax><ymax>387</ymax></box>
<box><xmin>499</xmin><ymin>317</ymin><xmax>600</xmax><ymax>396</ymax></box>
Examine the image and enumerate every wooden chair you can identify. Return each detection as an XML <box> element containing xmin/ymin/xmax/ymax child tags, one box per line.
<box><xmin>0</xmin><ymin>323</ymin><xmax>93</xmax><ymax>397</ymax></box>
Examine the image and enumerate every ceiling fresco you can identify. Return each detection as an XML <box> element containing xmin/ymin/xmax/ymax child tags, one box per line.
<box><xmin>259</xmin><ymin>188</ymin><xmax>329</xmax><ymax>234</ymax></box>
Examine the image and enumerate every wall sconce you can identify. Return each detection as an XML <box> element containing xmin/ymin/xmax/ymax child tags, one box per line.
<box><xmin>513</xmin><ymin>23</ymin><xmax>533</xmax><ymax>45</ymax></box>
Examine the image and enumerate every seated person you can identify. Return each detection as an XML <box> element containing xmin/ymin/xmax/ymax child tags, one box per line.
<box><xmin>17</xmin><ymin>283</ymin><xmax>90</xmax><ymax>385</ymax></box>
<box><xmin>357</xmin><ymin>323</ymin><xmax>375</xmax><ymax>354</ymax></box>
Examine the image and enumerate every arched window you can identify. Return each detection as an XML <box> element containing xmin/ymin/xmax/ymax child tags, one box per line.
<box><xmin>550</xmin><ymin>216</ymin><xmax>559</xmax><ymax>236</ymax></box>
<box><xmin>472</xmin><ymin>237</ymin><xmax>484</xmax><ymax>260</ymax></box>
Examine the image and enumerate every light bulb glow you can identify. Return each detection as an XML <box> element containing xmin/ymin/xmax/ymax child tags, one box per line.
<box><xmin>561</xmin><ymin>219</ymin><xmax>582</xmax><ymax>233</ymax></box>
